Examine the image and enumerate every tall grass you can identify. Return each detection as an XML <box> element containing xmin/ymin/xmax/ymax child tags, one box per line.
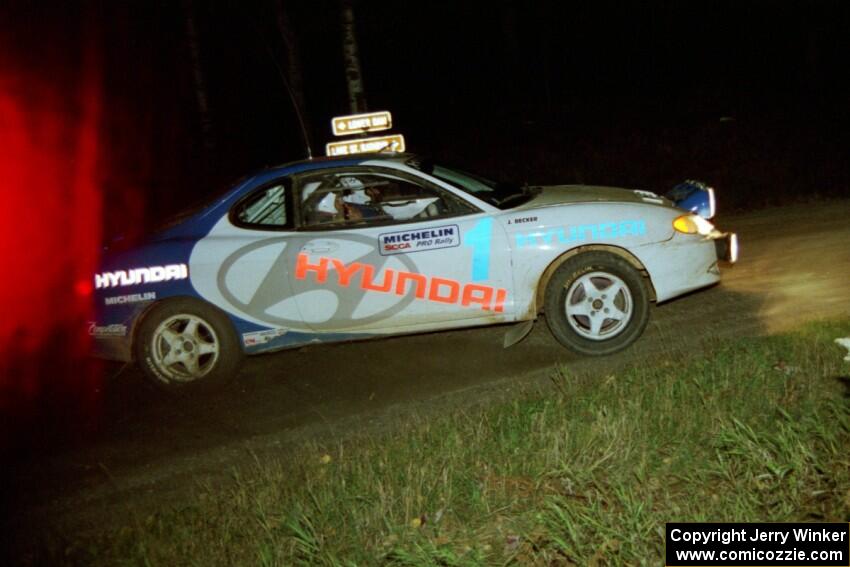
<box><xmin>48</xmin><ymin>320</ymin><xmax>850</xmax><ymax>565</ymax></box>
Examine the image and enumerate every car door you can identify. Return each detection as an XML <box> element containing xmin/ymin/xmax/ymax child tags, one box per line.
<box><xmin>287</xmin><ymin>167</ymin><xmax>514</xmax><ymax>334</ymax></box>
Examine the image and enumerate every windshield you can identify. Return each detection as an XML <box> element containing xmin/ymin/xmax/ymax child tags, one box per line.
<box><xmin>409</xmin><ymin>158</ymin><xmax>534</xmax><ymax>209</ymax></box>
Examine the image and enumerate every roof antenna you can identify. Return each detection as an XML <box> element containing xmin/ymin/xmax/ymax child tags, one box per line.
<box><xmin>252</xmin><ymin>16</ymin><xmax>313</xmax><ymax>160</ymax></box>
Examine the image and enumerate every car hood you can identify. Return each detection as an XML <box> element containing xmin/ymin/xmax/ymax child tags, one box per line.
<box><xmin>513</xmin><ymin>185</ymin><xmax>675</xmax><ymax>210</ymax></box>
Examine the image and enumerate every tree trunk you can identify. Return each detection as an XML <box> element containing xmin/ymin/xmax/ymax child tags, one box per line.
<box><xmin>184</xmin><ymin>0</ymin><xmax>214</xmax><ymax>150</ymax></box>
<box><xmin>340</xmin><ymin>0</ymin><xmax>367</xmax><ymax>114</ymax></box>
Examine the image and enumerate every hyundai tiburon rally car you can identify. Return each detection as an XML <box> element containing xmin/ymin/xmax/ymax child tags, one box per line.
<box><xmin>90</xmin><ymin>154</ymin><xmax>737</xmax><ymax>390</ymax></box>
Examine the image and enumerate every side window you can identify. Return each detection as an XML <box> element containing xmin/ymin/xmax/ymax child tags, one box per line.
<box><xmin>298</xmin><ymin>171</ymin><xmax>477</xmax><ymax>228</ymax></box>
<box><xmin>233</xmin><ymin>182</ymin><xmax>291</xmax><ymax>228</ymax></box>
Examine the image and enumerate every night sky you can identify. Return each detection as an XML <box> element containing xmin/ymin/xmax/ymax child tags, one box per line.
<box><xmin>3</xmin><ymin>0</ymin><xmax>850</xmax><ymax>231</ymax></box>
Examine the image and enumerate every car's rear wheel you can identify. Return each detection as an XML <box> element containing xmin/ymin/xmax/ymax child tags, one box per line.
<box><xmin>134</xmin><ymin>298</ymin><xmax>242</xmax><ymax>391</ymax></box>
<box><xmin>544</xmin><ymin>252</ymin><xmax>650</xmax><ymax>356</ymax></box>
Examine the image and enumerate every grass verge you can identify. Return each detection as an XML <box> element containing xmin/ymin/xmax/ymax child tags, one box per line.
<box><xmin>50</xmin><ymin>320</ymin><xmax>850</xmax><ymax>565</ymax></box>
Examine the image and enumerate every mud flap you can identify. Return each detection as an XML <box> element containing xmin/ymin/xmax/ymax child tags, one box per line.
<box><xmin>503</xmin><ymin>320</ymin><xmax>535</xmax><ymax>348</ymax></box>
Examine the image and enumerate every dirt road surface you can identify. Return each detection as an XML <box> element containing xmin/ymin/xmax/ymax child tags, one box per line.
<box><xmin>4</xmin><ymin>199</ymin><xmax>850</xmax><ymax>543</ymax></box>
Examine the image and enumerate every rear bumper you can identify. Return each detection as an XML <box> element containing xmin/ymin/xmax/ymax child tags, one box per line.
<box><xmin>714</xmin><ymin>232</ymin><xmax>739</xmax><ymax>263</ymax></box>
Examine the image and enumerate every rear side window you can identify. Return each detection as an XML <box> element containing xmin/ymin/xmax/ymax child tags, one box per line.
<box><xmin>232</xmin><ymin>182</ymin><xmax>292</xmax><ymax>228</ymax></box>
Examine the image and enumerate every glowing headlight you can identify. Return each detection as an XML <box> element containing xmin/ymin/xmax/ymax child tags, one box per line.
<box><xmin>729</xmin><ymin>232</ymin><xmax>739</xmax><ymax>263</ymax></box>
<box><xmin>673</xmin><ymin>213</ymin><xmax>716</xmax><ymax>236</ymax></box>
<box><xmin>706</xmin><ymin>187</ymin><xmax>716</xmax><ymax>219</ymax></box>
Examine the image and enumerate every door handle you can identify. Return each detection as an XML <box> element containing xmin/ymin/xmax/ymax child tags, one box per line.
<box><xmin>301</xmin><ymin>241</ymin><xmax>339</xmax><ymax>254</ymax></box>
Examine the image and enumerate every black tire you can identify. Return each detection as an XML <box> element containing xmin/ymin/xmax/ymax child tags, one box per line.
<box><xmin>543</xmin><ymin>251</ymin><xmax>650</xmax><ymax>356</ymax></box>
<box><xmin>134</xmin><ymin>298</ymin><xmax>243</xmax><ymax>392</ymax></box>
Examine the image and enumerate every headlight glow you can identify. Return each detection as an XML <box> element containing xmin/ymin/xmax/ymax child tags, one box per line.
<box><xmin>706</xmin><ymin>187</ymin><xmax>716</xmax><ymax>219</ymax></box>
<box><xmin>673</xmin><ymin>214</ymin><xmax>716</xmax><ymax>236</ymax></box>
<box><xmin>729</xmin><ymin>232</ymin><xmax>739</xmax><ymax>263</ymax></box>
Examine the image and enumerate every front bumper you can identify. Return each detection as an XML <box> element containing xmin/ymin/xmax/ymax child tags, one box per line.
<box><xmin>714</xmin><ymin>232</ymin><xmax>739</xmax><ymax>263</ymax></box>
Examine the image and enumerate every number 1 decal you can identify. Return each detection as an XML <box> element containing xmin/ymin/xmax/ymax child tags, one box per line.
<box><xmin>463</xmin><ymin>218</ymin><xmax>493</xmax><ymax>282</ymax></box>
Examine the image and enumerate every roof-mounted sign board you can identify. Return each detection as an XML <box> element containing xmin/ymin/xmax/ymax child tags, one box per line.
<box><xmin>326</xmin><ymin>134</ymin><xmax>406</xmax><ymax>157</ymax></box>
<box><xmin>331</xmin><ymin>111</ymin><xmax>392</xmax><ymax>136</ymax></box>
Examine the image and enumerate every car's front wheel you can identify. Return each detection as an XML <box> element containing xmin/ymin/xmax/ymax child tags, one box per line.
<box><xmin>134</xmin><ymin>298</ymin><xmax>242</xmax><ymax>391</ymax></box>
<box><xmin>544</xmin><ymin>252</ymin><xmax>650</xmax><ymax>356</ymax></box>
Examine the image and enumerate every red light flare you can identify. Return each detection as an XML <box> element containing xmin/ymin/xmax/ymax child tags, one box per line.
<box><xmin>0</xmin><ymin>34</ymin><xmax>104</xmax><ymax>430</ymax></box>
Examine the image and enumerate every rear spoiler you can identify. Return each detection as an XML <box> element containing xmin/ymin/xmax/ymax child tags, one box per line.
<box><xmin>666</xmin><ymin>180</ymin><xmax>715</xmax><ymax>219</ymax></box>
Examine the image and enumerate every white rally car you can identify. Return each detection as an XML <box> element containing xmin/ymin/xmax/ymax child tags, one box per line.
<box><xmin>90</xmin><ymin>153</ymin><xmax>737</xmax><ymax>390</ymax></box>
